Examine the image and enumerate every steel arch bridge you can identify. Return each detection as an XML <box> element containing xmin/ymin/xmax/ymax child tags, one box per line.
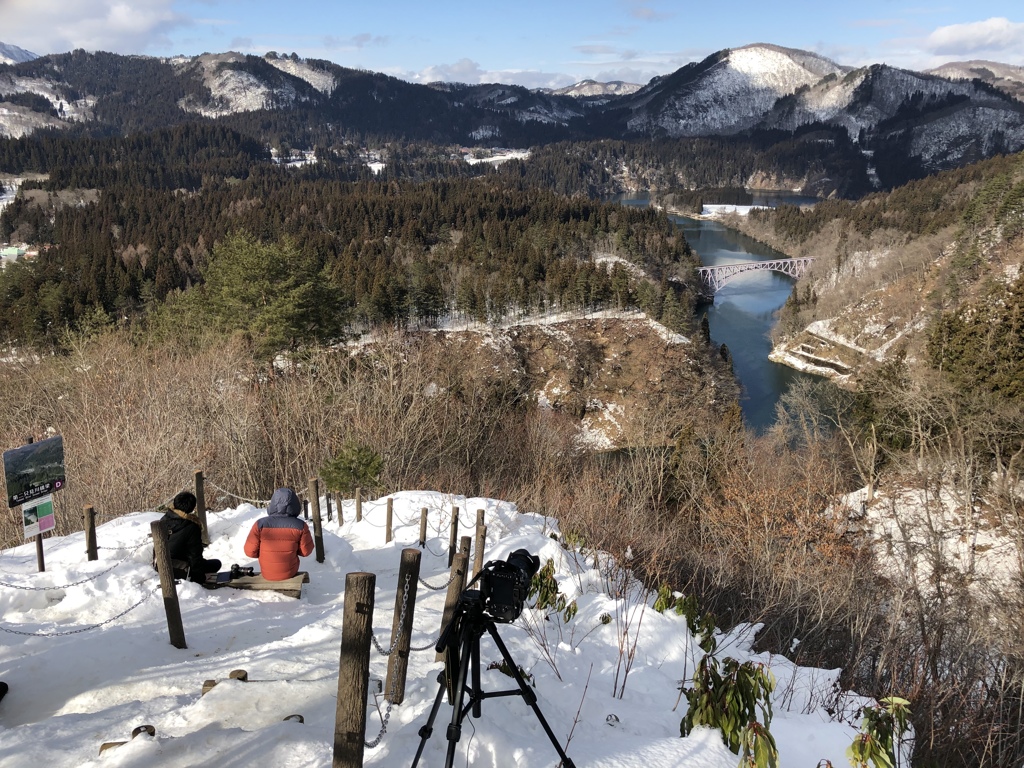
<box><xmin>696</xmin><ymin>258</ymin><xmax>814</xmax><ymax>298</ymax></box>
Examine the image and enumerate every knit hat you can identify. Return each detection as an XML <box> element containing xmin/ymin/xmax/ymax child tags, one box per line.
<box><xmin>172</xmin><ymin>491</ymin><xmax>197</xmax><ymax>514</ymax></box>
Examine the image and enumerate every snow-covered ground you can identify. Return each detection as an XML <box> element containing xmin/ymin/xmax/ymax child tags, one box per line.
<box><xmin>464</xmin><ymin>149</ymin><xmax>530</xmax><ymax>166</ymax></box>
<box><xmin>0</xmin><ymin>490</ymin><xmax>873</xmax><ymax>767</ymax></box>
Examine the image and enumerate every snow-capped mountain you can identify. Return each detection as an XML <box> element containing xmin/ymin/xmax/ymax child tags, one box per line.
<box><xmin>621</xmin><ymin>44</ymin><xmax>850</xmax><ymax>136</ymax></box>
<box><xmin>0</xmin><ymin>42</ymin><xmax>38</xmax><ymax>66</ymax></box>
<box><xmin>926</xmin><ymin>60</ymin><xmax>1024</xmax><ymax>102</ymax></box>
<box><xmin>1</xmin><ymin>41</ymin><xmax>1024</xmax><ymax>187</ymax></box>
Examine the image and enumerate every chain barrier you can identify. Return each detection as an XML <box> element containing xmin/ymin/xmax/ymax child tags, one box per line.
<box><xmin>0</xmin><ymin>538</ymin><xmax>150</xmax><ymax>590</ymax></box>
<box><xmin>409</xmin><ymin>634</ymin><xmax>440</xmax><ymax>652</ymax></box>
<box><xmin>203</xmin><ymin>477</ymin><xmax>271</xmax><ymax>507</ymax></box>
<box><xmin>418</xmin><ymin>572</ymin><xmax>457</xmax><ymax>591</ymax></box>
<box><xmin>0</xmin><ymin>584</ymin><xmax>159</xmax><ymax>637</ymax></box>
<box><xmin>370</xmin><ymin>572</ymin><xmax>411</xmax><ymax>657</ymax></box>
<box><xmin>364</xmin><ymin>571</ymin><xmax>413</xmax><ymax>748</ymax></box>
<box><xmin>365</xmin><ymin>661</ymin><xmax>402</xmax><ymax>749</ymax></box>
<box><xmin>421</xmin><ymin>540</ymin><xmax>447</xmax><ymax>558</ymax></box>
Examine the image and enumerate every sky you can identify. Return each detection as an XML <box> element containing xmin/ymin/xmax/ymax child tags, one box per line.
<box><xmin>0</xmin><ymin>489</ymin><xmax>885</xmax><ymax>768</ymax></box>
<box><xmin>0</xmin><ymin>0</ymin><xmax>1022</xmax><ymax>89</ymax></box>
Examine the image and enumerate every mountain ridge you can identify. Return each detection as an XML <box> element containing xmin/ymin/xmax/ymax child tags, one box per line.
<box><xmin>1</xmin><ymin>41</ymin><xmax>1024</xmax><ymax>189</ymax></box>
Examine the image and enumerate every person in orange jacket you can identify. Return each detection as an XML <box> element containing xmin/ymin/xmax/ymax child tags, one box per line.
<box><xmin>244</xmin><ymin>487</ymin><xmax>314</xmax><ymax>581</ymax></box>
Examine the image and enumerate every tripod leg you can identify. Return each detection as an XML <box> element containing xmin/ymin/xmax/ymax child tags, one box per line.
<box><xmin>411</xmin><ymin>672</ymin><xmax>448</xmax><ymax>768</ymax></box>
<box><xmin>471</xmin><ymin>626</ymin><xmax>482</xmax><ymax>719</ymax></box>
<box><xmin>444</xmin><ymin>624</ymin><xmax>477</xmax><ymax>768</ymax></box>
<box><xmin>487</xmin><ymin>624</ymin><xmax>577</xmax><ymax>768</ymax></box>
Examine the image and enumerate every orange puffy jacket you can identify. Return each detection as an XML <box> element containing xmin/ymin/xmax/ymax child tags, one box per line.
<box><xmin>244</xmin><ymin>488</ymin><xmax>314</xmax><ymax>581</ymax></box>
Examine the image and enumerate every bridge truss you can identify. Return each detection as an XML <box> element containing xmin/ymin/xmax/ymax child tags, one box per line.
<box><xmin>695</xmin><ymin>258</ymin><xmax>814</xmax><ymax>298</ymax></box>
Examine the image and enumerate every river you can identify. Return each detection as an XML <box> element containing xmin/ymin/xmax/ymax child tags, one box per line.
<box><xmin>617</xmin><ymin>193</ymin><xmax>820</xmax><ymax>433</ymax></box>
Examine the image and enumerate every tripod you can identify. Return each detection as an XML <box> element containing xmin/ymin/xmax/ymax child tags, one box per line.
<box><xmin>411</xmin><ymin>589</ymin><xmax>576</xmax><ymax>768</ymax></box>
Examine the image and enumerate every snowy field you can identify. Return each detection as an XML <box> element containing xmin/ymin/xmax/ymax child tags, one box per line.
<box><xmin>0</xmin><ymin>491</ymin><xmax>871</xmax><ymax>767</ymax></box>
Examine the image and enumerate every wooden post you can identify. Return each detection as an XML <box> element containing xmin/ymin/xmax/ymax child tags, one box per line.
<box><xmin>447</xmin><ymin>506</ymin><xmax>459</xmax><ymax>566</ymax></box>
<box><xmin>194</xmin><ymin>470</ymin><xmax>209</xmax><ymax>546</ymax></box>
<box><xmin>325</xmin><ymin>492</ymin><xmax>333</xmax><ymax>523</ymax></box>
<box><xmin>335</xmin><ymin>492</ymin><xmax>344</xmax><ymax>525</ymax></box>
<box><xmin>385</xmin><ymin>497</ymin><xmax>393</xmax><ymax>544</ymax></box>
<box><xmin>418</xmin><ymin>508</ymin><xmax>428</xmax><ymax>547</ymax></box>
<box><xmin>355</xmin><ymin>487</ymin><xmax>362</xmax><ymax>522</ymax></box>
<box><xmin>309</xmin><ymin>478</ymin><xmax>325</xmax><ymax>564</ymax></box>
<box><xmin>84</xmin><ymin>505</ymin><xmax>98</xmax><ymax>561</ymax></box>
<box><xmin>150</xmin><ymin>520</ymin><xmax>186</xmax><ymax>649</ymax></box>
<box><xmin>333</xmin><ymin>572</ymin><xmax>375</xmax><ymax>768</ymax></box>
<box><xmin>35</xmin><ymin>529</ymin><xmax>45</xmax><ymax>573</ymax></box>
<box><xmin>302</xmin><ymin>498</ymin><xmax>309</xmax><ymax>520</ymax></box>
<box><xmin>385</xmin><ymin>549</ymin><xmax>421</xmax><ymax>705</ymax></box>
<box><xmin>476</xmin><ymin>508</ymin><xmax>485</xmax><ymax>528</ymax></box>
<box><xmin>473</xmin><ymin>524</ymin><xmax>487</xmax><ymax>578</ymax></box>
<box><xmin>436</xmin><ymin>552</ymin><xmax>468</xmax><ymax>662</ymax></box>
<box><xmin>459</xmin><ymin>535</ymin><xmax>471</xmax><ymax>561</ymax></box>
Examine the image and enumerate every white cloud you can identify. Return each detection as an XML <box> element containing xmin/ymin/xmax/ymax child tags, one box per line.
<box><xmin>408</xmin><ymin>58</ymin><xmax>576</xmax><ymax>89</ymax></box>
<box><xmin>0</xmin><ymin>0</ymin><xmax>188</xmax><ymax>55</ymax></box>
<box><xmin>925</xmin><ymin>17</ymin><xmax>1024</xmax><ymax>56</ymax></box>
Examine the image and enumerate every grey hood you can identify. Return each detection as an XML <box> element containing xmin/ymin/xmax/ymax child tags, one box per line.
<box><xmin>267</xmin><ymin>487</ymin><xmax>301</xmax><ymax>518</ymax></box>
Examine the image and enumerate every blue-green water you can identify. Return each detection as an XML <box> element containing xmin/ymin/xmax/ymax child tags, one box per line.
<box><xmin>617</xmin><ymin>194</ymin><xmax>819</xmax><ymax>432</ymax></box>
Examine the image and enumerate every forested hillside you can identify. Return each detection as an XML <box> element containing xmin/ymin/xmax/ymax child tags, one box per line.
<box><xmin>0</xmin><ymin>126</ymin><xmax>696</xmax><ymax>348</ymax></box>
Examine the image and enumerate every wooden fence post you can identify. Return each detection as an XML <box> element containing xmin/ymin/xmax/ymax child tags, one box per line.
<box><xmin>459</xmin><ymin>535</ymin><xmax>471</xmax><ymax>561</ymax></box>
<box><xmin>385</xmin><ymin>548</ymin><xmax>421</xmax><ymax>705</ymax></box>
<box><xmin>476</xmin><ymin>508</ymin><xmax>485</xmax><ymax>528</ymax></box>
<box><xmin>84</xmin><ymin>505</ymin><xmax>98</xmax><ymax>561</ymax></box>
<box><xmin>325</xmin><ymin>492</ymin><xmax>333</xmax><ymax>523</ymax></box>
<box><xmin>150</xmin><ymin>520</ymin><xmax>186</xmax><ymax>649</ymax></box>
<box><xmin>309</xmin><ymin>478</ymin><xmax>325</xmax><ymax>564</ymax></box>
<box><xmin>334</xmin><ymin>572</ymin><xmax>375</xmax><ymax>768</ymax></box>
<box><xmin>336</xmin><ymin>492</ymin><xmax>344</xmax><ymax>525</ymax></box>
<box><xmin>302</xmin><ymin>498</ymin><xmax>309</xmax><ymax>520</ymax></box>
<box><xmin>473</xmin><ymin>524</ymin><xmax>487</xmax><ymax>578</ymax></box>
<box><xmin>418</xmin><ymin>508</ymin><xmax>428</xmax><ymax>547</ymax></box>
<box><xmin>355</xmin><ymin>488</ymin><xmax>362</xmax><ymax>522</ymax></box>
<box><xmin>447</xmin><ymin>506</ymin><xmax>459</xmax><ymax>566</ymax></box>
<box><xmin>385</xmin><ymin>497</ymin><xmax>393</xmax><ymax>544</ymax></box>
<box><xmin>436</xmin><ymin>552</ymin><xmax>468</xmax><ymax>663</ymax></box>
<box><xmin>194</xmin><ymin>470</ymin><xmax>209</xmax><ymax>546</ymax></box>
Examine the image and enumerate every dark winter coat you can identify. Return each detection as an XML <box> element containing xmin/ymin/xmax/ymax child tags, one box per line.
<box><xmin>161</xmin><ymin>508</ymin><xmax>217</xmax><ymax>583</ymax></box>
<box><xmin>244</xmin><ymin>488</ymin><xmax>314</xmax><ymax>581</ymax></box>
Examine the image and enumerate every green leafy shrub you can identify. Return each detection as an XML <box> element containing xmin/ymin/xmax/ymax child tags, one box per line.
<box><xmin>680</xmin><ymin>652</ymin><xmax>778</xmax><ymax>768</ymax></box>
<box><xmin>847</xmin><ymin>696</ymin><xmax>911</xmax><ymax>768</ymax></box>
<box><xmin>320</xmin><ymin>441</ymin><xmax>383</xmax><ymax>494</ymax></box>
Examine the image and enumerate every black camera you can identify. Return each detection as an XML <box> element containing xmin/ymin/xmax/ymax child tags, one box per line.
<box><xmin>230</xmin><ymin>564</ymin><xmax>255</xmax><ymax>579</ymax></box>
<box><xmin>478</xmin><ymin>549</ymin><xmax>540</xmax><ymax>623</ymax></box>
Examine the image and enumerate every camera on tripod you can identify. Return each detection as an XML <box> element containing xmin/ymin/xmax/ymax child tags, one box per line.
<box><xmin>477</xmin><ymin>548</ymin><xmax>540</xmax><ymax>623</ymax></box>
<box><xmin>230</xmin><ymin>564</ymin><xmax>255</xmax><ymax>579</ymax></box>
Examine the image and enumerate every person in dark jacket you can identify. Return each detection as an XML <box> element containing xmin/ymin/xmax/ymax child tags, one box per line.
<box><xmin>244</xmin><ymin>487</ymin><xmax>313</xmax><ymax>581</ymax></box>
<box><xmin>159</xmin><ymin>491</ymin><xmax>221</xmax><ymax>583</ymax></box>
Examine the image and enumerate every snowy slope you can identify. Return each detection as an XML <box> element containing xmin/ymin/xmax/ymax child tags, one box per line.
<box><xmin>625</xmin><ymin>44</ymin><xmax>847</xmax><ymax>136</ymax></box>
<box><xmin>0</xmin><ymin>42</ymin><xmax>38</xmax><ymax>66</ymax></box>
<box><xmin>0</xmin><ymin>491</ymin><xmax>873</xmax><ymax>767</ymax></box>
<box><xmin>927</xmin><ymin>60</ymin><xmax>1024</xmax><ymax>102</ymax></box>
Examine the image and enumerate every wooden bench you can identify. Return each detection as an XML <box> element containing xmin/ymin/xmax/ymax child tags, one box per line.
<box><xmin>217</xmin><ymin>571</ymin><xmax>310</xmax><ymax>599</ymax></box>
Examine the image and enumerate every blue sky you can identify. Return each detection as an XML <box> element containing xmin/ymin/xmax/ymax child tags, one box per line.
<box><xmin>2</xmin><ymin>0</ymin><xmax>1022</xmax><ymax>88</ymax></box>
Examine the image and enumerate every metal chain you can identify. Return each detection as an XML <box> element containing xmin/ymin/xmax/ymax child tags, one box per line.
<box><xmin>370</xmin><ymin>572</ymin><xmax>411</xmax><ymax>656</ymax></box>
<box><xmin>409</xmin><ymin>634</ymin><xmax>440</xmax><ymax>652</ymax></box>
<box><xmin>203</xmin><ymin>478</ymin><xmax>271</xmax><ymax>507</ymax></box>
<box><xmin>422</xmin><ymin>540</ymin><xmax>447</xmax><ymax>558</ymax></box>
<box><xmin>364</xmin><ymin>572</ymin><xmax>414</xmax><ymax>748</ymax></box>
<box><xmin>0</xmin><ymin>538</ymin><xmax>150</xmax><ymax>591</ymax></box>
<box><xmin>418</xmin><ymin>572</ymin><xmax>457</xmax><ymax>591</ymax></box>
<box><xmin>0</xmin><ymin>584</ymin><xmax>159</xmax><ymax>636</ymax></box>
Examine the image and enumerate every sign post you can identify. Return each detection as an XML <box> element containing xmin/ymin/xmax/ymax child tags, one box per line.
<box><xmin>3</xmin><ymin>434</ymin><xmax>67</xmax><ymax>573</ymax></box>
